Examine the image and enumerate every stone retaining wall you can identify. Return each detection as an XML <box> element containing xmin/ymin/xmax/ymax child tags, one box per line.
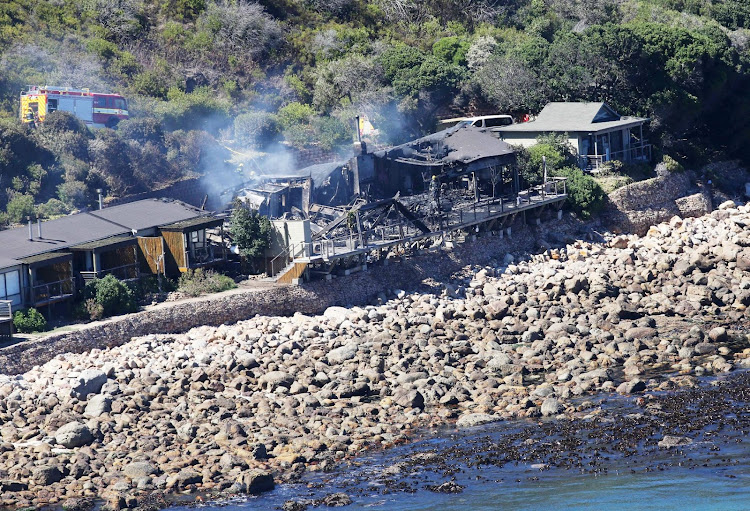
<box><xmin>0</xmin><ymin>226</ymin><xmax>536</xmax><ymax>375</ymax></box>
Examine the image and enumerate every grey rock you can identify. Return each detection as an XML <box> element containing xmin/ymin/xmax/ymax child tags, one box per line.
<box><xmin>123</xmin><ymin>461</ymin><xmax>158</xmax><ymax>479</ymax></box>
<box><xmin>32</xmin><ymin>465</ymin><xmax>63</xmax><ymax>485</ymax></box>
<box><xmin>658</xmin><ymin>435</ymin><xmax>693</xmax><ymax>448</ymax></box>
<box><xmin>392</xmin><ymin>389</ymin><xmax>425</xmax><ymax>409</ymax></box>
<box><xmin>541</xmin><ymin>397</ymin><xmax>560</xmax><ymax>417</ymax></box>
<box><xmin>328</xmin><ymin>343</ymin><xmax>358</xmax><ymax>365</ymax></box>
<box><xmin>259</xmin><ymin>371</ymin><xmax>294</xmax><ymax>390</ymax></box>
<box><xmin>708</xmin><ymin>327</ymin><xmax>728</xmax><ymax>343</ymax></box>
<box><xmin>73</xmin><ymin>370</ymin><xmax>107</xmax><ymax>399</ymax></box>
<box><xmin>55</xmin><ymin>421</ymin><xmax>94</xmax><ymax>448</ymax></box>
<box><xmin>84</xmin><ymin>394</ymin><xmax>112</xmax><ymax>418</ymax></box>
<box><xmin>236</xmin><ymin>470</ymin><xmax>274</xmax><ymax>494</ymax></box>
<box><xmin>456</xmin><ymin>413</ymin><xmax>500</xmax><ymax>428</ymax></box>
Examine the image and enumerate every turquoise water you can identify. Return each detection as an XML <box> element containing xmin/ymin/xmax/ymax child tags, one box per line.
<box><xmin>173</xmin><ymin>430</ymin><xmax>749</xmax><ymax>511</ymax></box>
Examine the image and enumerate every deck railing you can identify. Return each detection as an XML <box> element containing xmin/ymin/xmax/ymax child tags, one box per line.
<box><xmin>0</xmin><ymin>300</ymin><xmax>11</xmax><ymax>321</ymax></box>
<box><xmin>581</xmin><ymin>144</ymin><xmax>652</xmax><ymax>171</ymax></box>
<box><xmin>187</xmin><ymin>245</ymin><xmax>226</xmax><ymax>268</ymax></box>
<box><xmin>80</xmin><ymin>262</ymin><xmax>139</xmax><ymax>283</ymax></box>
<box><xmin>267</xmin><ymin>180</ymin><xmax>568</xmax><ymax>275</ymax></box>
<box><xmin>30</xmin><ymin>278</ymin><xmax>74</xmax><ymax>306</ymax></box>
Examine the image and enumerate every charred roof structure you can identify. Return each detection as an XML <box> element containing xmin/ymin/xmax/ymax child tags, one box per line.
<box><xmin>235</xmin><ymin>125</ymin><xmax>520</xmax><ymax>219</ymax></box>
<box><xmin>361</xmin><ymin>124</ymin><xmax>517</xmax><ymax>199</ymax></box>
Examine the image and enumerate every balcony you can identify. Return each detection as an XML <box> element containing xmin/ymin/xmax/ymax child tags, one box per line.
<box><xmin>0</xmin><ymin>300</ymin><xmax>12</xmax><ymax>340</ymax></box>
<box><xmin>79</xmin><ymin>262</ymin><xmax>139</xmax><ymax>284</ymax></box>
<box><xmin>580</xmin><ymin>144</ymin><xmax>652</xmax><ymax>172</ymax></box>
<box><xmin>30</xmin><ymin>278</ymin><xmax>74</xmax><ymax>307</ymax></box>
<box><xmin>186</xmin><ymin>245</ymin><xmax>226</xmax><ymax>269</ymax></box>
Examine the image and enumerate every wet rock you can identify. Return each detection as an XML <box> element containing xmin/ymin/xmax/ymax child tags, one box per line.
<box><xmin>541</xmin><ymin>397</ymin><xmax>560</xmax><ymax>417</ymax></box>
<box><xmin>321</xmin><ymin>492</ymin><xmax>353</xmax><ymax>506</ymax></box>
<box><xmin>427</xmin><ymin>481</ymin><xmax>465</xmax><ymax>493</ymax></box>
<box><xmin>236</xmin><ymin>470</ymin><xmax>274</xmax><ymax>494</ymax></box>
<box><xmin>456</xmin><ymin>413</ymin><xmax>500</xmax><ymax>428</ymax></box>
<box><xmin>658</xmin><ymin>435</ymin><xmax>693</xmax><ymax>448</ymax></box>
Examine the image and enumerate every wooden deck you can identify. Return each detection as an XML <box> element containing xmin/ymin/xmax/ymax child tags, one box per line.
<box><xmin>269</xmin><ymin>184</ymin><xmax>567</xmax><ymax>279</ymax></box>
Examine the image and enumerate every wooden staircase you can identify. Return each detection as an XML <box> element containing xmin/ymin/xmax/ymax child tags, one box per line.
<box><xmin>276</xmin><ymin>262</ymin><xmax>307</xmax><ymax>284</ymax></box>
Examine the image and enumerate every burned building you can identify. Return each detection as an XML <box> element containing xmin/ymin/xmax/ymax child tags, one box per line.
<box><xmin>357</xmin><ymin>125</ymin><xmax>518</xmax><ymax>200</ymax></box>
<box><xmin>235</xmin><ymin>125</ymin><xmax>519</xmax><ymax>219</ymax></box>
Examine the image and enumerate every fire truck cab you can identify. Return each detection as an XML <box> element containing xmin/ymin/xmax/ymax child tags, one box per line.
<box><xmin>20</xmin><ymin>86</ymin><xmax>129</xmax><ymax>128</ymax></box>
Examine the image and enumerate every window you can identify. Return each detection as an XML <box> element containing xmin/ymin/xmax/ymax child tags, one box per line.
<box><xmin>0</xmin><ymin>270</ymin><xmax>22</xmax><ymax>306</ymax></box>
<box><xmin>48</xmin><ymin>99</ymin><xmax>58</xmax><ymax>112</ymax></box>
<box><xmin>485</xmin><ymin>117</ymin><xmax>513</xmax><ymax>127</ymax></box>
<box><xmin>114</xmin><ymin>98</ymin><xmax>127</xmax><ymax>110</ymax></box>
<box><xmin>94</xmin><ymin>97</ymin><xmax>106</xmax><ymax>108</ymax></box>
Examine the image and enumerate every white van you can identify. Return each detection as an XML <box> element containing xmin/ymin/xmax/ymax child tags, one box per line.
<box><xmin>437</xmin><ymin>114</ymin><xmax>514</xmax><ymax>131</ymax></box>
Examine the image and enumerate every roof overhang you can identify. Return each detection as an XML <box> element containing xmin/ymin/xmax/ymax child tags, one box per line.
<box><xmin>18</xmin><ymin>251</ymin><xmax>73</xmax><ymax>268</ymax></box>
<box><xmin>159</xmin><ymin>217</ymin><xmax>224</xmax><ymax>232</ymax></box>
<box><xmin>70</xmin><ymin>235</ymin><xmax>137</xmax><ymax>252</ymax></box>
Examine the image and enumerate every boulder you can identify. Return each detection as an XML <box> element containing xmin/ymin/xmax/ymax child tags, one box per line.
<box><xmin>258</xmin><ymin>371</ymin><xmax>294</xmax><ymax>390</ymax></box>
<box><xmin>32</xmin><ymin>465</ymin><xmax>63</xmax><ymax>485</ymax></box>
<box><xmin>392</xmin><ymin>389</ymin><xmax>425</xmax><ymax>409</ymax></box>
<box><xmin>541</xmin><ymin>397</ymin><xmax>560</xmax><ymax>417</ymax></box>
<box><xmin>84</xmin><ymin>394</ymin><xmax>112</xmax><ymax>418</ymax></box>
<box><xmin>72</xmin><ymin>370</ymin><xmax>107</xmax><ymax>399</ymax></box>
<box><xmin>236</xmin><ymin>470</ymin><xmax>274</xmax><ymax>494</ymax></box>
<box><xmin>55</xmin><ymin>421</ymin><xmax>94</xmax><ymax>448</ymax></box>
<box><xmin>122</xmin><ymin>461</ymin><xmax>158</xmax><ymax>480</ymax></box>
<box><xmin>456</xmin><ymin>413</ymin><xmax>500</xmax><ymax>428</ymax></box>
<box><xmin>327</xmin><ymin>343</ymin><xmax>358</xmax><ymax>365</ymax></box>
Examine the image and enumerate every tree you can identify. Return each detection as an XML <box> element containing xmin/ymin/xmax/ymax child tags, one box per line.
<box><xmin>230</xmin><ymin>201</ymin><xmax>272</xmax><ymax>265</ymax></box>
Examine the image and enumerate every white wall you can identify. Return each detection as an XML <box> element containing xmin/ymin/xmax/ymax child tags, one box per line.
<box><xmin>268</xmin><ymin>220</ymin><xmax>311</xmax><ymax>258</ymax></box>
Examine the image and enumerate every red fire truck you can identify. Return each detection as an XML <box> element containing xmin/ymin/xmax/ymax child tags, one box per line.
<box><xmin>20</xmin><ymin>86</ymin><xmax>129</xmax><ymax>128</ymax></box>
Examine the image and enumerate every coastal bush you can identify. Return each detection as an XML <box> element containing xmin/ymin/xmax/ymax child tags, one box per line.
<box><xmin>83</xmin><ymin>275</ymin><xmax>138</xmax><ymax>319</ymax></box>
<box><xmin>553</xmin><ymin>166</ymin><xmax>606</xmax><ymax>219</ymax></box>
<box><xmin>12</xmin><ymin>308</ymin><xmax>47</xmax><ymax>333</ymax></box>
<box><xmin>178</xmin><ymin>268</ymin><xmax>236</xmax><ymax>297</ymax></box>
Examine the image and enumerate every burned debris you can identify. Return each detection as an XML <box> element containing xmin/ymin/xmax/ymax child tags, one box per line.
<box><xmin>231</xmin><ymin>124</ymin><xmax>567</xmax><ymax>281</ymax></box>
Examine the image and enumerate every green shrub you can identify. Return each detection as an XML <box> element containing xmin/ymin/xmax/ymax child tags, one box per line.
<box><xmin>234</xmin><ymin>111</ymin><xmax>279</xmax><ymax>147</ymax></box>
<box><xmin>277</xmin><ymin>102</ymin><xmax>314</xmax><ymax>131</ymax></box>
<box><xmin>83</xmin><ymin>275</ymin><xmax>138</xmax><ymax>319</ymax></box>
<box><xmin>177</xmin><ymin>269</ymin><xmax>236</xmax><ymax>297</ymax></box>
<box><xmin>553</xmin><ymin>166</ymin><xmax>606</xmax><ymax>219</ymax></box>
<box><xmin>662</xmin><ymin>155</ymin><xmax>684</xmax><ymax>173</ymax></box>
<box><xmin>13</xmin><ymin>308</ymin><xmax>47</xmax><ymax>333</ymax></box>
<box><xmin>6</xmin><ymin>194</ymin><xmax>35</xmax><ymax>224</ymax></box>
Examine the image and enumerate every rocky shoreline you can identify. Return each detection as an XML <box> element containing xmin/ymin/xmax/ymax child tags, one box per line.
<box><xmin>2</xmin><ymin>202</ymin><xmax>750</xmax><ymax>510</ymax></box>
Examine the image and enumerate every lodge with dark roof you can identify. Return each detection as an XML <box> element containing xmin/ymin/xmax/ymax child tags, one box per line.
<box><xmin>0</xmin><ymin>199</ymin><xmax>226</xmax><ymax>317</ymax></box>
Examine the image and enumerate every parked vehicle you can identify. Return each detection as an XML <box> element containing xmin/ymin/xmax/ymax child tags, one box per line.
<box><xmin>20</xmin><ymin>86</ymin><xmax>129</xmax><ymax>128</ymax></box>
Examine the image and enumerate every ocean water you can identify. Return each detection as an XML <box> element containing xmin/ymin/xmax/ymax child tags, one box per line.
<box><xmin>171</xmin><ymin>422</ymin><xmax>750</xmax><ymax>511</ymax></box>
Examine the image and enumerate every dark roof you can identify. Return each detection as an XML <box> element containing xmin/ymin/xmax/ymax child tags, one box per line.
<box><xmin>18</xmin><ymin>251</ymin><xmax>72</xmax><ymax>267</ymax></box>
<box><xmin>495</xmin><ymin>102</ymin><xmax>648</xmax><ymax>134</ymax></box>
<box><xmin>160</xmin><ymin>216</ymin><xmax>224</xmax><ymax>231</ymax></box>
<box><xmin>376</xmin><ymin>126</ymin><xmax>515</xmax><ymax>165</ymax></box>
<box><xmin>0</xmin><ymin>199</ymin><xmax>215</xmax><ymax>270</ymax></box>
<box><xmin>89</xmin><ymin>199</ymin><xmax>205</xmax><ymax>231</ymax></box>
<box><xmin>70</xmin><ymin>235</ymin><xmax>136</xmax><ymax>251</ymax></box>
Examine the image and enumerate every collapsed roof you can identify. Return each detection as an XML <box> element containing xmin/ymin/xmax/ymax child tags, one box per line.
<box><xmin>374</xmin><ymin>125</ymin><xmax>516</xmax><ymax>168</ymax></box>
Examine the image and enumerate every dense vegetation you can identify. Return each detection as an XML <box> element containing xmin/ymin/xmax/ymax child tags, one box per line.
<box><xmin>1</xmin><ymin>0</ymin><xmax>749</xmax><ymax>224</ymax></box>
